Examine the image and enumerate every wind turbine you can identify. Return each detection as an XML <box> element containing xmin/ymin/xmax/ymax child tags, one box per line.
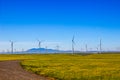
<box><xmin>14</xmin><ymin>49</ymin><xmax>16</xmax><ymax>53</ymax></box>
<box><xmin>72</xmin><ymin>35</ymin><xmax>75</xmax><ymax>54</ymax></box>
<box><xmin>85</xmin><ymin>44</ymin><xmax>88</xmax><ymax>52</ymax></box>
<box><xmin>96</xmin><ymin>44</ymin><xmax>99</xmax><ymax>53</ymax></box>
<box><xmin>99</xmin><ymin>39</ymin><xmax>102</xmax><ymax>53</ymax></box>
<box><xmin>56</xmin><ymin>45</ymin><xmax>60</xmax><ymax>53</ymax></box>
<box><xmin>96</xmin><ymin>47</ymin><xmax>99</xmax><ymax>53</ymax></box>
<box><xmin>37</xmin><ymin>40</ymin><xmax>44</xmax><ymax>53</ymax></box>
<box><xmin>22</xmin><ymin>48</ymin><xmax>24</xmax><ymax>53</ymax></box>
<box><xmin>10</xmin><ymin>40</ymin><xmax>14</xmax><ymax>54</ymax></box>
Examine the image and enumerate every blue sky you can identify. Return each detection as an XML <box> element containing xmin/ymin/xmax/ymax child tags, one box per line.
<box><xmin>0</xmin><ymin>0</ymin><xmax>120</xmax><ymax>51</ymax></box>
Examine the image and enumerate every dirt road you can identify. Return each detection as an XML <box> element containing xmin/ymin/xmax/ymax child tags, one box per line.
<box><xmin>0</xmin><ymin>61</ymin><xmax>50</xmax><ymax>80</ymax></box>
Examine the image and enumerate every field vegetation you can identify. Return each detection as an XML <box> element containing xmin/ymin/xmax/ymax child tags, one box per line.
<box><xmin>0</xmin><ymin>53</ymin><xmax>120</xmax><ymax>80</ymax></box>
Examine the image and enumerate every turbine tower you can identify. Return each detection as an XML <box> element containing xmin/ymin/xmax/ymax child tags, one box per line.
<box><xmin>85</xmin><ymin>44</ymin><xmax>88</xmax><ymax>52</ymax></box>
<box><xmin>72</xmin><ymin>35</ymin><xmax>75</xmax><ymax>54</ymax></box>
<box><xmin>10</xmin><ymin>41</ymin><xmax>14</xmax><ymax>54</ymax></box>
<box><xmin>99</xmin><ymin>39</ymin><xmax>102</xmax><ymax>53</ymax></box>
<box><xmin>57</xmin><ymin>45</ymin><xmax>60</xmax><ymax>50</ymax></box>
<box><xmin>96</xmin><ymin>47</ymin><xmax>99</xmax><ymax>53</ymax></box>
<box><xmin>14</xmin><ymin>49</ymin><xmax>16</xmax><ymax>53</ymax></box>
<box><xmin>56</xmin><ymin>45</ymin><xmax>60</xmax><ymax>53</ymax></box>
<box><xmin>37</xmin><ymin>40</ymin><xmax>43</xmax><ymax>53</ymax></box>
<box><xmin>22</xmin><ymin>48</ymin><xmax>24</xmax><ymax>53</ymax></box>
<box><xmin>37</xmin><ymin>40</ymin><xmax>41</xmax><ymax>48</ymax></box>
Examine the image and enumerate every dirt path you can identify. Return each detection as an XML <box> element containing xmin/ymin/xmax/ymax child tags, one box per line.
<box><xmin>0</xmin><ymin>61</ymin><xmax>51</xmax><ymax>80</ymax></box>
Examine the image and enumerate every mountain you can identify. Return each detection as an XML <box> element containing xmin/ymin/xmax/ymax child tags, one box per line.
<box><xmin>26</xmin><ymin>48</ymin><xmax>62</xmax><ymax>53</ymax></box>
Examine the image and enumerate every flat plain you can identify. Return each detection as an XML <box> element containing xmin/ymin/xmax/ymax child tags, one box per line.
<box><xmin>0</xmin><ymin>53</ymin><xmax>120</xmax><ymax>80</ymax></box>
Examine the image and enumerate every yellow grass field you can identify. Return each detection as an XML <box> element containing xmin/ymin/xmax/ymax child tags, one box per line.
<box><xmin>0</xmin><ymin>53</ymin><xmax>120</xmax><ymax>80</ymax></box>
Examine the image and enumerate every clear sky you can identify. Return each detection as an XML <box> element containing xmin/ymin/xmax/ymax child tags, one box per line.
<box><xmin>0</xmin><ymin>0</ymin><xmax>120</xmax><ymax>51</ymax></box>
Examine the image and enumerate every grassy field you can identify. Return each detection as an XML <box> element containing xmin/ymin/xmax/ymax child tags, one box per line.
<box><xmin>0</xmin><ymin>53</ymin><xmax>120</xmax><ymax>80</ymax></box>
